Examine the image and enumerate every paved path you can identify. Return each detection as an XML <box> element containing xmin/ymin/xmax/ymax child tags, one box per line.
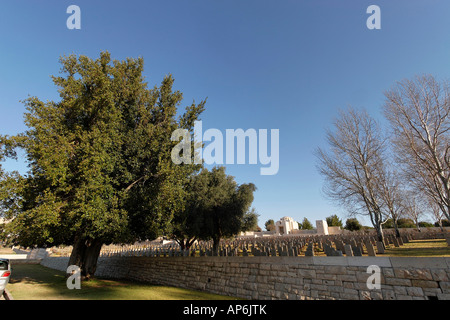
<box><xmin>1</xmin><ymin>289</ymin><xmax>13</xmax><ymax>300</ymax></box>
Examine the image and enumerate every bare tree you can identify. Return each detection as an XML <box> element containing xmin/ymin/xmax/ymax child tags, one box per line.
<box><xmin>403</xmin><ymin>192</ymin><xmax>426</xmax><ymax>231</ymax></box>
<box><xmin>378</xmin><ymin>168</ymin><xmax>405</xmax><ymax>238</ymax></box>
<box><xmin>428</xmin><ymin>197</ymin><xmax>445</xmax><ymax>231</ymax></box>
<box><xmin>315</xmin><ymin>107</ymin><xmax>388</xmax><ymax>243</ymax></box>
<box><xmin>383</xmin><ymin>74</ymin><xmax>450</xmax><ymax>221</ymax></box>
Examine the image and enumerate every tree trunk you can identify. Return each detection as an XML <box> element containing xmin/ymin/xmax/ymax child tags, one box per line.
<box><xmin>375</xmin><ymin>222</ymin><xmax>385</xmax><ymax>246</ymax></box>
<box><xmin>177</xmin><ymin>239</ymin><xmax>186</xmax><ymax>250</ymax></box>
<box><xmin>438</xmin><ymin>220</ymin><xmax>444</xmax><ymax>232</ymax></box>
<box><xmin>68</xmin><ymin>236</ymin><xmax>104</xmax><ymax>279</ymax></box>
<box><xmin>212</xmin><ymin>236</ymin><xmax>220</xmax><ymax>256</ymax></box>
<box><xmin>393</xmin><ymin>219</ymin><xmax>401</xmax><ymax>238</ymax></box>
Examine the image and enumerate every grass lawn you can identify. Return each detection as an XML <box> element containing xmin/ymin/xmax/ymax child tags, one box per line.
<box><xmin>7</xmin><ymin>264</ymin><xmax>237</xmax><ymax>300</ymax></box>
<box><xmin>383</xmin><ymin>239</ymin><xmax>450</xmax><ymax>257</ymax></box>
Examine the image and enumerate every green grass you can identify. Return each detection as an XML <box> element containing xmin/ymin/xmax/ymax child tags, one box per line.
<box><xmin>7</xmin><ymin>264</ymin><xmax>237</xmax><ymax>300</ymax></box>
<box><xmin>383</xmin><ymin>239</ymin><xmax>450</xmax><ymax>257</ymax></box>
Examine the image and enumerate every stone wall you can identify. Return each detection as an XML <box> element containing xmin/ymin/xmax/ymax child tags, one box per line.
<box><xmin>40</xmin><ymin>255</ymin><xmax>450</xmax><ymax>300</ymax></box>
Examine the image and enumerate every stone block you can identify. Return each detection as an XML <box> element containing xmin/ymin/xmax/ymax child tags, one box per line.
<box><xmin>437</xmin><ymin>293</ymin><xmax>450</xmax><ymax>300</ymax></box>
<box><xmin>385</xmin><ymin>277</ymin><xmax>412</xmax><ymax>286</ymax></box>
<box><xmin>406</xmin><ymin>286</ymin><xmax>424</xmax><ymax>297</ymax></box>
<box><xmin>297</xmin><ymin>268</ymin><xmax>316</xmax><ymax>278</ymax></box>
<box><xmin>383</xmin><ymin>268</ymin><xmax>395</xmax><ymax>278</ymax></box>
<box><xmin>422</xmin><ymin>288</ymin><xmax>443</xmax><ymax>297</ymax></box>
<box><xmin>411</xmin><ymin>280</ymin><xmax>439</xmax><ymax>288</ymax></box>
<box><xmin>340</xmin><ymin>292</ymin><xmax>360</xmax><ymax>300</ymax></box>
<box><xmin>431</xmin><ymin>269</ymin><xmax>448</xmax><ymax>281</ymax></box>
<box><xmin>439</xmin><ymin>281</ymin><xmax>450</xmax><ymax>293</ymax></box>
<box><xmin>337</xmin><ymin>274</ymin><xmax>357</xmax><ymax>282</ymax></box>
<box><xmin>382</xmin><ymin>290</ymin><xmax>395</xmax><ymax>300</ymax></box>
<box><xmin>393</xmin><ymin>285</ymin><xmax>407</xmax><ymax>295</ymax></box>
<box><xmin>393</xmin><ymin>268</ymin><xmax>433</xmax><ymax>280</ymax></box>
<box><xmin>324</xmin><ymin>265</ymin><xmax>348</xmax><ymax>275</ymax></box>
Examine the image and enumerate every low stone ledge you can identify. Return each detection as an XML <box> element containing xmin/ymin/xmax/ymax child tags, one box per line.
<box><xmin>389</xmin><ymin>257</ymin><xmax>449</xmax><ymax>269</ymax></box>
<box><xmin>9</xmin><ymin>258</ymin><xmax>42</xmax><ymax>265</ymax></box>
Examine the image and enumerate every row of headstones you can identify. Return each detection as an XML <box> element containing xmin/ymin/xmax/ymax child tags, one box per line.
<box><xmin>319</xmin><ymin>233</ymin><xmax>410</xmax><ymax>257</ymax></box>
<box><xmin>99</xmin><ymin>232</ymin><xmax>414</xmax><ymax>258</ymax></box>
<box><xmin>100</xmin><ymin>245</ymin><xmax>191</xmax><ymax>257</ymax></box>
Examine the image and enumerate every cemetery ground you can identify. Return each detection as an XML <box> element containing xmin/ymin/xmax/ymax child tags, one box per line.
<box><xmin>6</xmin><ymin>264</ymin><xmax>236</xmax><ymax>300</ymax></box>
<box><xmin>383</xmin><ymin>239</ymin><xmax>450</xmax><ymax>257</ymax></box>
<box><xmin>3</xmin><ymin>237</ymin><xmax>449</xmax><ymax>300</ymax></box>
<box><xmin>309</xmin><ymin>238</ymin><xmax>450</xmax><ymax>257</ymax></box>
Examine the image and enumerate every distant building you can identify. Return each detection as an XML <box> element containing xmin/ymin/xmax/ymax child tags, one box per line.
<box><xmin>275</xmin><ymin>216</ymin><xmax>299</xmax><ymax>235</ymax></box>
<box><xmin>239</xmin><ymin>216</ymin><xmax>343</xmax><ymax>238</ymax></box>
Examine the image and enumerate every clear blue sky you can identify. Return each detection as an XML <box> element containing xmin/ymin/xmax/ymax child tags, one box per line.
<box><xmin>1</xmin><ymin>1</ymin><xmax>450</xmax><ymax>228</ymax></box>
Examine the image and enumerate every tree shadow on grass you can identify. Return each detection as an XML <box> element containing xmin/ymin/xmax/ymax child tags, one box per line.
<box><xmin>384</xmin><ymin>239</ymin><xmax>450</xmax><ymax>257</ymax></box>
<box><xmin>7</xmin><ymin>264</ymin><xmax>236</xmax><ymax>300</ymax></box>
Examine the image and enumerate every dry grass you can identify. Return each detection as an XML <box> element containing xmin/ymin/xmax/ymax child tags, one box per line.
<box><xmin>383</xmin><ymin>239</ymin><xmax>450</xmax><ymax>257</ymax></box>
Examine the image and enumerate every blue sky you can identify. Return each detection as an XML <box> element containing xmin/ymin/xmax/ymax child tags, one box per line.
<box><xmin>1</xmin><ymin>0</ymin><xmax>450</xmax><ymax>228</ymax></box>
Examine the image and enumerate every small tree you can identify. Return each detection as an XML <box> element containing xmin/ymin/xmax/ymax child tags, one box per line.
<box><xmin>396</xmin><ymin>218</ymin><xmax>416</xmax><ymax>228</ymax></box>
<box><xmin>265</xmin><ymin>219</ymin><xmax>275</xmax><ymax>232</ymax></box>
<box><xmin>344</xmin><ymin>218</ymin><xmax>363</xmax><ymax>231</ymax></box>
<box><xmin>326</xmin><ymin>214</ymin><xmax>343</xmax><ymax>228</ymax></box>
<box><xmin>403</xmin><ymin>193</ymin><xmax>425</xmax><ymax>231</ymax></box>
<box><xmin>175</xmin><ymin>167</ymin><xmax>256</xmax><ymax>254</ymax></box>
<box><xmin>241</xmin><ymin>208</ymin><xmax>260</xmax><ymax>232</ymax></box>
<box><xmin>300</xmin><ymin>218</ymin><xmax>314</xmax><ymax>230</ymax></box>
<box><xmin>429</xmin><ymin>198</ymin><xmax>446</xmax><ymax>232</ymax></box>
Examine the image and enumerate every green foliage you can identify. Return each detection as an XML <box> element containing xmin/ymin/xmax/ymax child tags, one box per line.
<box><xmin>435</xmin><ymin>219</ymin><xmax>450</xmax><ymax>227</ymax></box>
<box><xmin>265</xmin><ymin>219</ymin><xmax>275</xmax><ymax>231</ymax></box>
<box><xmin>0</xmin><ymin>136</ymin><xmax>23</xmax><ymax>226</ymax></box>
<box><xmin>344</xmin><ymin>218</ymin><xmax>363</xmax><ymax>231</ymax></box>
<box><xmin>299</xmin><ymin>218</ymin><xmax>314</xmax><ymax>230</ymax></box>
<box><xmin>418</xmin><ymin>221</ymin><xmax>434</xmax><ymax>228</ymax></box>
<box><xmin>383</xmin><ymin>218</ymin><xmax>395</xmax><ymax>228</ymax></box>
<box><xmin>385</xmin><ymin>218</ymin><xmax>422</xmax><ymax>229</ymax></box>
<box><xmin>396</xmin><ymin>218</ymin><xmax>416</xmax><ymax>228</ymax></box>
<box><xmin>326</xmin><ymin>214</ymin><xmax>343</xmax><ymax>227</ymax></box>
<box><xmin>171</xmin><ymin>167</ymin><xmax>256</xmax><ymax>251</ymax></box>
<box><xmin>241</xmin><ymin>208</ymin><xmax>260</xmax><ymax>232</ymax></box>
<box><xmin>2</xmin><ymin>52</ymin><xmax>205</xmax><ymax>249</ymax></box>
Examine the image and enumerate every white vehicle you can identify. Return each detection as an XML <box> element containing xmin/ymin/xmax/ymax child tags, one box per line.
<box><xmin>0</xmin><ymin>259</ymin><xmax>11</xmax><ymax>297</ymax></box>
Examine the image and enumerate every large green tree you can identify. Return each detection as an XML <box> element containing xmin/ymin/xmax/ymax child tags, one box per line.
<box><xmin>0</xmin><ymin>136</ymin><xmax>23</xmax><ymax>226</ymax></box>
<box><xmin>2</xmin><ymin>52</ymin><xmax>205</xmax><ymax>278</ymax></box>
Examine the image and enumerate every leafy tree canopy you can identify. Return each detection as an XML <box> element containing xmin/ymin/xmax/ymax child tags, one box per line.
<box><xmin>1</xmin><ymin>52</ymin><xmax>205</xmax><ymax>277</ymax></box>
<box><xmin>344</xmin><ymin>218</ymin><xmax>363</xmax><ymax>231</ymax></box>
<box><xmin>171</xmin><ymin>166</ymin><xmax>256</xmax><ymax>253</ymax></box>
<box><xmin>326</xmin><ymin>214</ymin><xmax>343</xmax><ymax>228</ymax></box>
